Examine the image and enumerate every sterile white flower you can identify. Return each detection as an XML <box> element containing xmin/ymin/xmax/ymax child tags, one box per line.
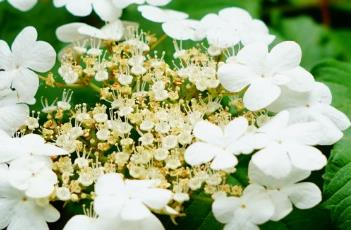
<box><xmin>268</xmin><ymin>82</ymin><xmax>351</xmax><ymax>145</ymax></box>
<box><xmin>218</xmin><ymin>41</ymin><xmax>315</xmax><ymax>111</ymax></box>
<box><xmin>64</xmin><ymin>213</ymin><xmax>165</xmax><ymax>230</ymax></box>
<box><xmin>250</xmin><ymin>111</ymin><xmax>327</xmax><ymax>178</ymax></box>
<box><xmin>0</xmin><ymin>26</ymin><xmax>56</xmax><ymax>104</ymax></box>
<box><xmin>212</xmin><ymin>184</ymin><xmax>274</xmax><ymax>230</ymax></box>
<box><xmin>93</xmin><ymin>173</ymin><xmax>172</xmax><ymax>228</ymax></box>
<box><xmin>200</xmin><ymin>7</ymin><xmax>274</xmax><ymax>49</ymax></box>
<box><xmin>113</xmin><ymin>0</ymin><xmax>171</xmax><ymax>8</ymax></box>
<box><xmin>79</xmin><ymin>20</ymin><xmax>125</xmax><ymax>41</ymax></box>
<box><xmin>0</xmin><ymin>91</ymin><xmax>29</xmax><ymax>135</ymax></box>
<box><xmin>138</xmin><ymin>5</ymin><xmax>188</xmax><ymax>23</ymax></box>
<box><xmin>0</xmin><ymin>0</ymin><xmax>37</xmax><ymax>11</ymax></box>
<box><xmin>184</xmin><ymin>117</ymin><xmax>248</xmax><ymax>170</ymax></box>
<box><xmin>249</xmin><ymin>162</ymin><xmax>322</xmax><ymax>221</ymax></box>
<box><xmin>161</xmin><ymin>19</ymin><xmax>206</xmax><ymax>41</ymax></box>
<box><xmin>8</xmin><ymin>155</ymin><xmax>57</xmax><ymax>198</ymax></box>
<box><xmin>0</xmin><ymin>133</ymin><xmax>68</xmax><ymax>163</ymax></box>
<box><xmin>53</xmin><ymin>0</ymin><xmax>122</xmax><ymax>22</ymax></box>
<box><xmin>56</xmin><ymin>22</ymin><xmax>91</xmax><ymax>43</ymax></box>
<box><xmin>0</xmin><ymin>164</ymin><xmax>60</xmax><ymax>230</ymax></box>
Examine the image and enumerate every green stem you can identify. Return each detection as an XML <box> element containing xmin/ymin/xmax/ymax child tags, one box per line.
<box><xmin>88</xmin><ymin>82</ymin><xmax>101</xmax><ymax>93</ymax></box>
<box><xmin>151</xmin><ymin>34</ymin><xmax>168</xmax><ymax>50</ymax></box>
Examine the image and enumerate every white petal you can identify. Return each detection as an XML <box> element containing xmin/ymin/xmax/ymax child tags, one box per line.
<box><xmin>218</xmin><ymin>63</ymin><xmax>256</xmax><ymax>92</ymax></box>
<box><xmin>267</xmin><ymin>86</ymin><xmax>309</xmax><ymax>113</ymax></box>
<box><xmin>244</xmin><ymin>184</ymin><xmax>275</xmax><ymax>224</ymax></box>
<box><xmin>251</xmin><ymin>144</ymin><xmax>292</xmax><ymax>178</ymax></box>
<box><xmin>35</xmin><ymin>143</ymin><xmax>68</xmax><ymax>156</ymax></box>
<box><xmin>219</xmin><ymin>7</ymin><xmax>251</xmax><ymax>25</ymax></box>
<box><xmin>95</xmin><ymin>173</ymin><xmax>126</xmax><ymax>196</ymax></box>
<box><xmin>224</xmin><ymin>117</ymin><xmax>248</xmax><ymax>142</ymax></box>
<box><xmin>283</xmin><ymin>66</ymin><xmax>315</xmax><ymax>92</ymax></box>
<box><xmin>56</xmin><ymin>23</ymin><xmax>89</xmax><ymax>43</ymax></box>
<box><xmin>63</xmin><ymin>215</ymin><xmax>98</xmax><ymax>230</ymax></box>
<box><xmin>42</xmin><ymin>204</ymin><xmax>60</xmax><ymax>222</ymax></box>
<box><xmin>162</xmin><ymin>20</ymin><xmax>195</xmax><ymax>41</ymax></box>
<box><xmin>309</xmin><ymin>82</ymin><xmax>332</xmax><ymax>105</ymax></box>
<box><xmin>315</xmin><ymin>104</ymin><xmax>351</xmax><ymax>131</ymax></box>
<box><xmin>184</xmin><ymin>142</ymin><xmax>217</xmax><ymax>166</ymax></box>
<box><xmin>138</xmin><ymin>5</ymin><xmax>187</xmax><ymax>23</ymax></box>
<box><xmin>0</xmin><ymin>40</ymin><xmax>14</xmax><ymax>70</ymax></box>
<box><xmin>100</xmin><ymin>20</ymin><xmax>124</xmax><ymax>41</ymax></box>
<box><xmin>243</xmin><ymin>79</ymin><xmax>281</xmax><ymax>111</ymax></box>
<box><xmin>212</xmin><ymin>196</ymin><xmax>239</xmax><ymax>223</ymax></box>
<box><xmin>211</xmin><ymin>152</ymin><xmax>238</xmax><ymax>170</ymax></box>
<box><xmin>193</xmin><ymin>120</ymin><xmax>223</xmax><ymax>145</ymax></box>
<box><xmin>236</xmin><ymin>42</ymin><xmax>268</xmax><ymax>74</ymax></box>
<box><xmin>283</xmin><ymin>121</ymin><xmax>322</xmax><ymax>145</ymax></box>
<box><xmin>22</xmin><ymin>41</ymin><xmax>56</xmax><ymax>72</ymax></box>
<box><xmin>0</xmin><ymin>195</ymin><xmax>15</xmax><ymax>229</ymax></box>
<box><xmin>8</xmin><ymin>0</ymin><xmax>37</xmax><ymax>11</ymax></box>
<box><xmin>121</xmin><ymin>199</ymin><xmax>151</xmax><ymax>221</ymax></box>
<box><xmin>94</xmin><ymin>195</ymin><xmax>125</xmax><ymax>218</ymax></box>
<box><xmin>25</xmin><ymin>170</ymin><xmax>57</xmax><ymax>198</ymax></box>
<box><xmin>93</xmin><ymin>0</ymin><xmax>122</xmax><ymax>22</ymax></box>
<box><xmin>117</xmin><ymin>214</ymin><xmax>165</xmax><ymax>230</ymax></box>
<box><xmin>11</xmin><ymin>27</ymin><xmax>37</xmax><ymax>63</ymax></box>
<box><xmin>146</xmin><ymin>0</ymin><xmax>171</xmax><ymax>6</ymax></box>
<box><xmin>268</xmin><ymin>190</ymin><xmax>293</xmax><ymax>221</ymax></box>
<box><xmin>8</xmin><ymin>201</ymin><xmax>49</xmax><ymax>230</ymax></box>
<box><xmin>11</xmin><ymin>27</ymin><xmax>56</xmax><ymax>72</ymax></box>
<box><xmin>283</xmin><ymin>182</ymin><xmax>322</xmax><ymax>209</ymax></box>
<box><xmin>0</xmin><ymin>103</ymin><xmax>29</xmax><ymax>135</ymax></box>
<box><xmin>66</xmin><ymin>0</ymin><xmax>93</xmax><ymax>17</ymax></box>
<box><xmin>259</xmin><ymin>110</ymin><xmax>289</xmax><ymax>134</ymax></box>
<box><xmin>11</xmin><ymin>68</ymin><xmax>38</xmax><ymax>104</ymax></box>
<box><xmin>310</xmin><ymin>113</ymin><xmax>343</xmax><ymax>145</ymax></box>
<box><xmin>267</xmin><ymin>41</ymin><xmax>302</xmax><ymax>74</ymax></box>
<box><xmin>136</xmin><ymin>188</ymin><xmax>172</xmax><ymax>209</ymax></box>
<box><xmin>286</xmin><ymin>144</ymin><xmax>327</xmax><ymax>171</ymax></box>
<box><xmin>224</xmin><ymin>221</ymin><xmax>259</xmax><ymax>230</ymax></box>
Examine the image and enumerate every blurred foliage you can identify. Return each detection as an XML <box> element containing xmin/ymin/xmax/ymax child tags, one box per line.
<box><xmin>1</xmin><ymin>0</ymin><xmax>351</xmax><ymax>229</ymax></box>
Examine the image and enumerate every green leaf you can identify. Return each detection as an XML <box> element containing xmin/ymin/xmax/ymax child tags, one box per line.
<box><xmin>311</xmin><ymin>60</ymin><xmax>351</xmax><ymax>230</ymax></box>
<box><xmin>311</xmin><ymin>60</ymin><xmax>351</xmax><ymax>117</ymax></box>
<box><xmin>272</xmin><ymin>17</ymin><xmax>339</xmax><ymax>70</ymax></box>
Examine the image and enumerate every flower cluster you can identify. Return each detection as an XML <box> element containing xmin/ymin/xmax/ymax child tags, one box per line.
<box><xmin>0</xmin><ymin>2</ymin><xmax>350</xmax><ymax>230</ymax></box>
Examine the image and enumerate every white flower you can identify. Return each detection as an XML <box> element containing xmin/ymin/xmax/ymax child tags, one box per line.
<box><xmin>113</xmin><ymin>0</ymin><xmax>171</xmax><ymax>8</ymax></box>
<box><xmin>56</xmin><ymin>20</ymin><xmax>125</xmax><ymax>43</ymax></box>
<box><xmin>53</xmin><ymin>0</ymin><xmax>122</xmax><ymax>21</ymax></box>
<box><xmin>0</xmin><ymin>164</ymin><xmax>60</xmax><ymax>230</ymax></box>
<box><xmin>161</xmin><ymin>19</ymin><xmax>206</xmax><ymax>41</ymax></box>
<box><xmin>0</xmin><ymin>0</ymin><xmax>37</xmax><ymax>11</ymax></box>
<box><xmin>184</xmin><ymin>117</ymin><xmax>248</xmax><ymax>170</ymax></box>
<box><xmin>79</xmin><ymin>20</ymin><xmax>125</xmax><ymax>41</ymax></box>
<box><xmin>9</xmin><ymin>155</ymin><xmax>57</xmax><ymax>198</ymax></box>
<box><xmin>251</xmin><ymin>111</ymin><xmax>327</xmax><ymax>178</ymax></box>
<box><xmin>55</xmin><ymin>23</ymin><xmax>90</xmax><ymax>43</ymax></box>
<box><xmin>64</xmin><ymin>214</ymin><xmax>165</xmax><ymax>230</ymax></box>
<box><xmin>0</xmin><ymin>26</ymin><xmax>56</xmax><ymax>104</ymax></box>
<box><xmin>200</xmin><ymin>7</ymin><xmax>274</xmax><ymax>49</ymax></box>
<box><xmin>138</xmin><ymin>5</ymin><xmax>188</xmax><ymax>23</ymax></box>
<box><xmin>249</xmin><ymin>162</ymin><xmax>322</xmax><ymax>221</ymax></box>
<box><xmin>0</xmin><ymin>133</ymin><xmax>68</xmax><ymax>163</ymax></box>
<box><xmin>268</xmin><ymin>82</ymin><xmax>350</xmax><ymax>145</ymax></box>
<box><xmin>212</xmin><ymin>184</ymin><xmax>274</xmax><ymax>230</ymax></box>
<box><xmin>0</xmin><ymin>91</ymin><xmax>29</xmax><ymax>135</ymax></box>
<box><xmin>93</xmin><ymin>173</ymin><xmax>172</xmax><ymax>227</ymax></box>
<box><xmin>138</xmin><ymin>5</ymin><xmax>203</xmax><ymax>41</ymax></box>
<box><xmin>218</xmin><ymin>41</ymin><xmax>315</xmax><ymax>111</ymax></box>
